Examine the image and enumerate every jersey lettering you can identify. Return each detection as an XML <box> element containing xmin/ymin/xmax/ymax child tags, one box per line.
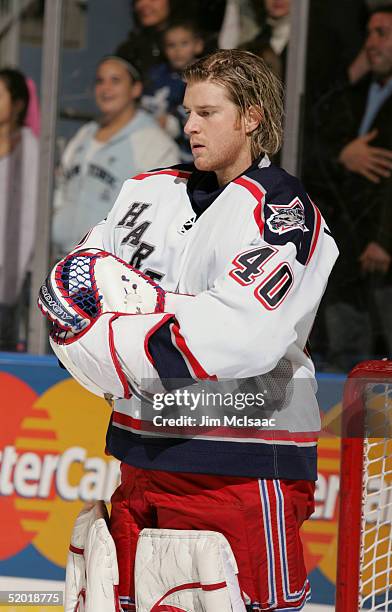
<box><xmin>229</xmin><ymin>247</ymin><xmax>276</xmax><ymax>286</ymax></box>
<box><xmin>117</xmin><ymin>202</ymin><xmax>151</xmax><ymax>228</ymax></box>
<box><xmin>88</xmin><ymin>163</ymin><xmax>116</xmax><ymax>187</ymax></box>
<box><xmin>143</xmin><ymin>268</ymin><xmax>164</xmax><ymax>282</ymax></box>
<box><xmin>121</xmin><ymin>221</ymin><xmax>151</xmax><ymax>246</ymax></box>
<box><xmin>230</xmin><ymin>246</ymin><xmax>293</xmax><ymax>309</ymax></box>
<box><xmin>255</xmin><ymin>263</ymin><xmax>294</xmax><ymax>310</ymax></box>
<box><xmin>130</xmin><ymin>243</ymin><xmax>155</xmax><ymax>269</ymax></box>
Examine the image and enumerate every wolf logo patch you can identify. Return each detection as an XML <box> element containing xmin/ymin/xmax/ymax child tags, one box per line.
<box><xmin>267</xmin><ymin>197</ymin><xmax>308</xmax><ymax>235</ymax></box>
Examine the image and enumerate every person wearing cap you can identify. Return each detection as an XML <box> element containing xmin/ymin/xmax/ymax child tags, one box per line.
<box><xmin>52</xmin><ymin>55</ymin><xmax>180</xmax><ymax>258</ymax></box>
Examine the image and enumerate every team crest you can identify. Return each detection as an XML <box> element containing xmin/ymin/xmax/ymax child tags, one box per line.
<box><xmin>266</xmin><ymin>197</ymin><xmax>308</xmax><ymax>235</ymax></box>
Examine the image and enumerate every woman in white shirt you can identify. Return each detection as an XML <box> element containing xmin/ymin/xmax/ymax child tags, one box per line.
<box><xmin>52</xmin><ymin>56</ymin><xmax>180</xmax><ymax>258</ymax></box>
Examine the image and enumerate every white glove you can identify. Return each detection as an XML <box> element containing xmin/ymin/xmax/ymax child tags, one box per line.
<box><xmin>38</xmin><ymin>249</ymin><xmax>165</xmax><ymax>342</ymax></box>
<box><xmin>50</xmin><ymin>311</ymin><xmax>172</xmax><ymax>400</ymax></box>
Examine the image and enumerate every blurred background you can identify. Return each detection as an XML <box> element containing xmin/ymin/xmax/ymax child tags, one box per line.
<box><xmin>0</xmin><ymin>1</ymin><xmax>391</xmax><ymax>608</ymax></box>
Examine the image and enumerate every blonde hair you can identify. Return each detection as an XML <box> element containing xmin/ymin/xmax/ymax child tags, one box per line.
<box><xmin>182</xmin><ymin>49</ymin><xmax>284</xmax><ymax>159</ymax></box>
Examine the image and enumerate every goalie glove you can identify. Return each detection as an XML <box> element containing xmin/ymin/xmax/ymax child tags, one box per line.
<box><xmin>37</xmin><ymin>249</ymin><xmax>165</xmax><ymax>343</ymax></box>
<box><xmin>39</xmin><ymin>249</ymin><xmax>194</xmax><ymax>400</ymax></box>
<box><xmin>48</xmin><ymin>310</ymin><xmax>172</xmax><ymax>400</ymax></box>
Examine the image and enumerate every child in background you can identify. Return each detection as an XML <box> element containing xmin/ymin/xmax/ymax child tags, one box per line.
<box><xmin>142</xmin><ymin>20</ymin><xmax>204</xmax><ymax>161</ymax></box>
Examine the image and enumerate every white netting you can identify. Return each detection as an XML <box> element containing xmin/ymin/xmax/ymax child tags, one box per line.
<box><xmin>360</xmin><ymin>382</ymin><xmax>392</xmax><ymax>611</ymax></box>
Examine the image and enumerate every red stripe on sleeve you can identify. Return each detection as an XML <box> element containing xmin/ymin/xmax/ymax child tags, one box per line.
<box><xmin>108</xmin><ymin>314</ymin><xmax>132</xmax><ymax>399</ymax></box>
<box><xmin>171</xmin><ymin>321</ymin><xmax>217</xmax><ymax>381</ymax></box>
<box><xmin>234</xmin><ymin>176</ymin><xmax>265</xmax><ymax>235</ymax></box>
<box><xmin>144</xmin><ymin>314</ymin><xmax>174</xmax><ymax>366</ymax></box>
<box><xmin>306</xmin><ymin>199</ymin><xmax>322</xmax><ymax>265</ymax></box>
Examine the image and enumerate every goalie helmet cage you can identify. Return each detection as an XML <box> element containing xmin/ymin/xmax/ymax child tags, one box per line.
<box><xmin>336</xmin><ymin>360</ymin><xmax>392</xmax><ymax>612</ymax></box>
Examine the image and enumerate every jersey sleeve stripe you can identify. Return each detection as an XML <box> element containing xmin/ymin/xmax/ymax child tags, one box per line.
<box><xmin>253</xmin><ymin>200</ymin><xmax>264</xmax><ymax>235</ymax></box>
<box><xmin>146</xmin><ymin>317</ymin><xmax>195</xmax><ymax>389</ymax></box>
<box><xmin>171</xmin><ymin>321</ymin><xmax>218</xmax><ymax>381</ymax></box>
<box><xmin>108</xmin><ymin>314</ymin><xmax>132</xmax><ymax>399</ymax></box>
<box><xmin>305</xmin><ymin>199</ymin><xmax>322</xmax><ymax>265</ymax></box>
<box><xmin>233</xmin><ymin>176</ymin><xmax>265</xmax><ymax>235</ymax></box>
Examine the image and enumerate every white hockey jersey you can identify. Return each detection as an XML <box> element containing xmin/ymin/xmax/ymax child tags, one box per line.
<box><xmin>64</xmin><ymin>156</ymin><xmax>339</xmax><ymax>480</ymax></box>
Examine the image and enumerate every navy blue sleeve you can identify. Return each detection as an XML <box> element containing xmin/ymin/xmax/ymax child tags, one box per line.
<box><xmin>147</xmin><ymin>318</ymin><xmax>194</xmax><ymax>391</ymax></box>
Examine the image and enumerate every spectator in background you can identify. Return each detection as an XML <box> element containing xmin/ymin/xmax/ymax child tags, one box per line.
<box><xmin>142</xmin><ymin>20</ymin><xmax>204</xmax><ymax>161</ymax></box>
<box><xmin>116</xmin><ymin>0</ymin><xmax>183</xmax><ymax>75</ymax></box>
<box><xmin>52</xmin><ymin>56</ymin><xmax>180</xmax><ymax>258</ymax></box>
<box><xmin>0</xmin><ymin>68</ymin><xmax>39</xmax><ymax>351</ymax></box>
<box><xmin>306</xmin><ymin>0</ymin><xmax>369</xmax><ymax>106</ymax></box>
<box><xmin>244</xmin><ymin>0</ymin><xmax>291</xmax><ymax>80</ymax></box>
<box><xmin>310</xmin><ymin>4</ymin><xmax>392</xmax><ymax>371</ymax></box>
<box><xmin>213</xmin><ymin>0</ymin><xmax>258</xmax><ymax>51</ymax></box>
<box><xmin>301</xmin><ymin>1</ymin><xmax>369</xmax><ymax>277</ymax></box>
<box><xmin>302</xmin><ymin>1</ymin><xmax>369</xmax><ymax>177</ymax></box>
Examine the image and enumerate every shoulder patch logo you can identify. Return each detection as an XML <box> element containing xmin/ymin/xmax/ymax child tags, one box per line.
<box><xmin>266</xmin><ymin>197</ymin><xmax>308</xmax><ymax>235</ymax></box>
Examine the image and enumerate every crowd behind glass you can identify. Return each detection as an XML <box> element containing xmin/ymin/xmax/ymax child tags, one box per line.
<box><xmin>1</xmin><ymin>0</ymin><xmax>391</xmax><ymax>373</ymax></box>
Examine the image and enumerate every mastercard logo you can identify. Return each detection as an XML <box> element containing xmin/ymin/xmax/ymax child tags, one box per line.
<box><xmin>1</xmin><ymin>369</ymin><xmax>390</xmax><ymax>590</ymax></box>
<box><xmin>0</xmin><ymin>372</ymin><xmax>120</xmax><ymax>568</ymax></box>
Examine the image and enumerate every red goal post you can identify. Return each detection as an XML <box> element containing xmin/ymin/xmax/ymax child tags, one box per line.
<box><xmin>336</xmin><ymin>360</ymin><xmax>392</xmax><ymax>611</ymax></box>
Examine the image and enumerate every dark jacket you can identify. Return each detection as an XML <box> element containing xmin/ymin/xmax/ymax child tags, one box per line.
<box><xmin>310</xmin><ymin>75</ymin><xmax>392</xmax><ymax>302</ymax></box>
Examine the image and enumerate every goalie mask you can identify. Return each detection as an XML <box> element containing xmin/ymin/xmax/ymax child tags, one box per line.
<box><xmin>38</xmin><ymin>249</ymin><xmax>165</xmax><ymax>343</ymax></box>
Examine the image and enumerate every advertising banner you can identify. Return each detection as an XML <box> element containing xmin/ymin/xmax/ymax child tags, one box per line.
<box><xmin>0</xmin><ymin>353</ymin><xmax>347</xmax><ymax>606</ymax></box>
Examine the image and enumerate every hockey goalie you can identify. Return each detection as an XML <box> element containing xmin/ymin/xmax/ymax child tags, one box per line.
<box><xmin>39</xmin><ymin>49</ymin><xmax>338</xmax><ymax>611</ymax></box>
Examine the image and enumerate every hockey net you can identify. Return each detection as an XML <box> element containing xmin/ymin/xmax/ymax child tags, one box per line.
<box><xmin>336</xmin><ymin>360</ymin><xmax>392</xmax><ymax>611</ymax></box>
